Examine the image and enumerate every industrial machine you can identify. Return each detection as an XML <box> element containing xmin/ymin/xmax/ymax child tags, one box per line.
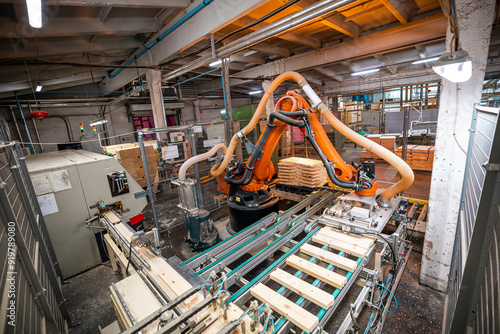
<box><xmin>25</xmin><ymin>150</ymin><xmax>147</xmax><ymax>278</ymax></box>
<box><xmin>99</xmin><ymin>71</ymin><xmax>415</xmax><ymax>334</ymax></box>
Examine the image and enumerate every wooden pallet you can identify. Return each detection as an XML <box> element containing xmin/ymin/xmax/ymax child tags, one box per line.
<box><xmin>250</xmin><ymin>227</ymin><xmax>374</xmax><ymax>332</ymax></box>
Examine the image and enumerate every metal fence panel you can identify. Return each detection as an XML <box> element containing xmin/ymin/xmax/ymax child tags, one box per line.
<box><xmin>0</xmin><ymin>142</ymin><xmax>69</xmax><ymax>334</ymax></box>
<box><xmin>443</xmin><ymin>106</ymin><xmax>500</xmax><ymax>333</ymax></box>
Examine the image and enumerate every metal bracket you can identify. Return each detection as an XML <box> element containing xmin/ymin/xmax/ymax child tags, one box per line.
<box><xmin>482</xmin><ymin>163</ymin><xmax>500</xmax><ymax>171</ymax></box>
<box><xmin>134</xmin><ymin>190</ymin><xmax>150</xmax><ymax>198</ymax></box>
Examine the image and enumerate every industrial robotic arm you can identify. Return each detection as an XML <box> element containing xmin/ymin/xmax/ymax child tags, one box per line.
<box><xmin>223</xmin><ymin>90</ymin><xmax>378</xmax><ymax>232</ymax></box>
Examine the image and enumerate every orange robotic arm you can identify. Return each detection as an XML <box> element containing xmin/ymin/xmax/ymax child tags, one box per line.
<box><xmin>240</xmin><ymin>91</ymin><xmax>361</xmax><ymax>193</ymax></box>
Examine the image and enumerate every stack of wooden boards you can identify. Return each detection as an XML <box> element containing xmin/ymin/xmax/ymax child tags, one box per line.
<box><xmin>360</xmin><ymin>135</ymin><xmax>396</xmax><ymax>161</ymax></box>
<box><xmin>278</xmin><ymin>157</ymin><xmax>327</xmax><ymax>188</ymax></box>
<box><xmin>104</xmin><ymin>211</ymin><xmax>252</xmax><ymax>333</ymax></box>
<box><xmin>250</xmin><ymin>227</ymin><xmax>375</xmax><ymax>333</ymax></box>
<box><xmin>115</xmin><ymin>145</ymin><xmax>158</xmax><ymax>188</ymax></box>
<box><xmin>396</xmin><ymin>145</ymin><xmax>435</xmax><ymax>171</ymax></box>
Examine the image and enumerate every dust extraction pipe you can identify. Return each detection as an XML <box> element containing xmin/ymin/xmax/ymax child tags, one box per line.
<box><xmin>209</xmin><ymin>71</ymin><xmax>414</xmax><ymax>203</ymax></box>
<box><xmin>178</xmin><ymin>143</ymin><xmax>227</xmax><ymax>180</ymax></box>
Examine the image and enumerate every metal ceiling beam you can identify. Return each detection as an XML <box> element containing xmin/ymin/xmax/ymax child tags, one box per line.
<box><xmin>0</xmin><ymin>66</ymin><xmax>113</xmax><ymax>85</ymax></box>
<box><xmin>1</xmin><ymin>37</ymin><xmax>143</xmax><ymax>59</ymax></box>
<box><xmin>313</xmin><ymin>67</ymin><xmax>343</xmax><ymax>82</ymax></box>
<box><xmin>0</xmin><ymin>0</ymin><xmax>190</xmax><ymax>8</ymax></box>
<box><xmin>380</xmin><ymin>0</ymin><xmax>411</xmax><ymax>24</ymax></box>
<box><xmin>196</xmin><ymin>13</ymin><xmax>446</xmax><ymax>93</ymax></box>
<box><xmin>99</xmin><ymin>0</ymin><xmax>270</xmax><ymax>93</ymax></box>
<box><xmin>0</xmin><ymin>17</ymin><xmax>162</xmax><ymax>38</ymax></box>
<box><xmin>230</xmin><ymin>52</ymin><xmax>267</xmax><ymax>64</ymax></box>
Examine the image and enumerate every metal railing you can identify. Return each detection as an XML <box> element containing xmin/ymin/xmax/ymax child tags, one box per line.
<box><xmin>0</xmin><ymin>142</ymin><xmax>70</xmax><ymax>333</ymax></box>
<box><xmin>443</xmin><ymin>105</ymin><xmax>500</xmax><ymax>333</ymax></box>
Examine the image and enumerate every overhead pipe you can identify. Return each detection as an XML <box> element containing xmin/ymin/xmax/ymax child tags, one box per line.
<box><xmin>163</xmin><ymin>0</ymin><xmax>355</xmax><ymax>82</ymax></box>
<box><xmin>14</xmin><ymin>93</ymin><xmax>35</xmax><ymax>154</ymax></box>
<box><xmin>208</xmin><ymin>71</ymin><xmax>414</xmax><ymax>204</ymax></box>
<box><xmin>178</xmin><ymin>143</ymin><xmax>227</xmax><ymax>180</ymax></box>
<box><xmin>109</xmin><ymin>0</ymin><xmax>215</xmax><ymax>79</ymax></box>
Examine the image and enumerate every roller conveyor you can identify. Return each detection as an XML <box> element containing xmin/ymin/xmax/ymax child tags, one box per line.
<box><xmin>100</xmin><ymin>188</ymin><xmax>411</xmax><ymax>334</ymax></box>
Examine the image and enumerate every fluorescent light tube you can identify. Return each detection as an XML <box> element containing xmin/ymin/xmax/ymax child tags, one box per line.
<box><xmin>26</xmin><ymin>0</ymin><xmax>42</xmax><ymax>28</ymax></box>
<box><xmin>412</xmin><ymin>57</ymin><xmax>440</xmax><ymax>65</ymax></box>
<box><xmin>351</xmin><ymin>68</ymin><xmax>379</xmax><ymax>76</ymax></box>
<box><xmin>248</xmin><ymin>90</ymin><xmax>263</xmax><ymax>95</ymax></box>
<box><xmin>209</xmin><ymin>60</ymin><xmax>222</xmax><ymax>67</ymax></box>
<box><xmin>89</xmin><ymin>118</ymin><xmax>108</xmax><ymax>126</ymax></box>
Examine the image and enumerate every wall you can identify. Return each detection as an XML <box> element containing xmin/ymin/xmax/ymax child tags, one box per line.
<box><xmin>0</xmin><ymin>102</ymin><xmax>135</xmax><ymax>154</ymax></box>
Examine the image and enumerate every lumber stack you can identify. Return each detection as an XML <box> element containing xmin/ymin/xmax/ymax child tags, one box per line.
<box><xmin>360</xmin><ymin>135</ymin><xmax>396</xmax><ymax>162</ymax></box>
<box><xmin>396</xmin><ymin>145</ymin><xmax>434</xmax><ymax>171</ymax></box>
<box><xmin>278</xmin><ymin>157</ymin><xmax>327</xmax><ymax>188</ymax></box>
<box><xmin>116</xmin><ymin>145</ymin><xmax>158</xmax><ymax>188</ymax></box>
<box><xmin>250</xmin><ymin>227</ymin><xmax>374</xmax><ymax>333</ymax></box>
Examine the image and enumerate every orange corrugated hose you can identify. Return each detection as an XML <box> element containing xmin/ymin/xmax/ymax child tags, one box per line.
<box><xmin>209</xmin><ymin>71</ymin><xmax>414</xmax><ymax>203</ymax></box>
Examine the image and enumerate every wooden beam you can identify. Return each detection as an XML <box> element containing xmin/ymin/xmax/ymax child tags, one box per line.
<box><xmin>300</xmin><ymin>243</ymin><xmax>358</xmax><ymax>272</ymax></box>
<box><xmin>317</xmin><ymin>228</ymin><xmax>374</xmax><ymax>248</ymax></box>
<box><xmin>251</xmin><ymin>283</ymin><xmax>319</xmax><ymax>333</ymax></box>
<box><xmin>312</xmin><ymin>234</ymin><xmax>369</xmax><ymax>258</ymax></box>
<box><xmin>270</xmin><ymin>268</ymin><xmax>335</xmax><ymax>309</ymax></box>
<box><xmin>286</xmin><ymin>255</ymin><xmax>347</xmax><ymax>289</ymax></box>
<box><xmin>0</xmin><ymin>0</ymin><xmax>190</xmax><ymax>7</ymax></box>
<box><xmin>380</xmin><ymin>0</ymin><xmax>410</xmax><ymax>24</ymax></box>
<box><xmin>344</xmin><ymin>4</ymin><xmax>385</xmax><ymax>22</ymax></box>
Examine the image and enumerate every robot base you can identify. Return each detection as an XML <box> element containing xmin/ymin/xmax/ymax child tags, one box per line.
<box><xmin>227</xmin><ymin>188</ymin><xmax>279</xmax><ymax>234</ymax></box>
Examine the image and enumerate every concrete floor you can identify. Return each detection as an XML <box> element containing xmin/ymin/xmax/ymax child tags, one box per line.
<box><xmin>64</xmin><ymin>147</ymin><xmax>442</xmax><ymax>334</ymax></box>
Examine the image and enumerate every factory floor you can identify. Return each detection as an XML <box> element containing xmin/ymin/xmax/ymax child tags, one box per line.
<box><xmin>64</xmin><ymin>147</ymin><xmax>440</xmax><ymax>334</ymax></box>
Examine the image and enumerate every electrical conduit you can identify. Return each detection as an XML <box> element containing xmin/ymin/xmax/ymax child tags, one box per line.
<box><xmin>209</xmin><ymin>71</ymin><xmax>414</xmax><ymax>202</ymax></box>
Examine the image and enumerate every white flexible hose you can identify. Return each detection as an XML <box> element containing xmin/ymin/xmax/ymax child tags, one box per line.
<box><xmin>178</xmin><ymin>143</ymin><xmax>227</xmax><ymax>180</ymax></box>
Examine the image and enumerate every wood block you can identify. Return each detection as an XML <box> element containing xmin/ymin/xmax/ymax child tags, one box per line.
<box><xmin>317</xmin><ymin>228</ymin><xmax>374</xmax><ymax>248</ymax></box>
<box><xmin>251</xmin><ymin>283</ymin><xmax>319</xmax><ymax>333</ymax></box>
<box><xmin>300</xmin><ymin>243</ymin><xmax>357</xmax><ymax>272</ymax></box>
<box><xmin>312</xmin><ymin>234</ymin><xmax>368</xmax><ymax>258</ymax></box>
<box><xmin>103</xmin><ymin>211</ymin><xmax>121</xmax><ymax>224</ymax></box>
<box><xmin>286</xmin><ymin>255</ymin><xmax>347</xmax><ymax>289</ymax></box>
<box><xmin>270</xmin><ymin>268</ymin><xmax>335</xmax><ymax>309</ymax></box>
<box><xmin>203</xmin><ymin>303</ymin><xmax>253</xmax><ymax>334</ymax></box>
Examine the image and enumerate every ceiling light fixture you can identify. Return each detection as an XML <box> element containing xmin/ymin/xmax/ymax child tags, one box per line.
<box><xmin>26</xmin><ymin>0</ymin><xmax>42</xmax><ymax>28</ymax></box>
<box><xmin>35</xmin><ymin>85</ymin><xmax>42</xmax><ymax>92</ymax></box>
<box><xmin>351</xmin><ymin>68</ymin><xmax>379</xmax><ymax>76</ymax></box>
<box><xmin>209</xmin><ymin>60</ymin><xmax>222</xmax><ymax>67</ymax></box>
<box><xmin>432</xmin><ymin>50</ymin><xmax>472</xmax><ymax>83</ymax></box>
<box><xmin>412</xmin><ymin>57</ymin><xmax>440</xmax><ymax>65</ymax></box>
<box><xmin>248</xmin><ymin>90</ymin><xmax>263</xmax><ymax>95</ymax></box>
<box><xmin>89</xmin><ymin>117</ymin><xmax>108</xmax><ymax>126</ymax></box>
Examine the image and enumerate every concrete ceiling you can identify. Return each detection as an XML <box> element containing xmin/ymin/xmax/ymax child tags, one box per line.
<box><xmin>0</xmin><ymin>0</ymin><xmax>495</xmax><ymax>100</ymax></box>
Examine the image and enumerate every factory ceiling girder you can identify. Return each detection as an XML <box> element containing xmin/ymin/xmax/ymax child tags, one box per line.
<box><xmin>196</xmin><ymin>12</ymin><xmax>447</xmax><ymax>94</ymax></box>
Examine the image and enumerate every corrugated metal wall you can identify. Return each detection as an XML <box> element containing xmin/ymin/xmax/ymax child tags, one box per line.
<box><xmin>443</xmin><ymin>106</ymin><xmax>500</xmax><ymax>333</ymax></box>
<box><xmin>0</xmin><ymin>142</ymin><xmax>70</xmax><ymax>333</ymax></box>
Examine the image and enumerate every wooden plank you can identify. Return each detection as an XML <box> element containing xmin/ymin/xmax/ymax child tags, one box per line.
<box><xmin>251</xmin><ymin>283</ymin><xmax>319</xmax><ymax>333</ymax></box>
<box><xmin>103</xmin><ymin>211</ymin><xmax>121</xmax><ymax>224</ymax></box>
<box><xmin>300</xmin><ymin>243</ymin><xmax>357</xmax><ymax>272</ymax></box>
<box><xmin>312</xmin><ymin>234</ymin><xmax>368</xmax><ymax>258</ymax></box>
<box><xmin>270</xmin><ymin>268</ymin><xmax>335</xmax><ymax>309</ymax></box>
<box><xmin>103</xmin><ymin>233</ymin><xmax>136</xmax><ymax>276</ymax></box>
<box><xmin>317</xmin><ymin>228</ymin><xmax>374</xmax><ymax>248</ymax></box>
<box><xmin>203</xmin><ymin>303</ymin><xmax>253</xmax><ymax>334</ymax></box>
<box><xmin>286</xmin><ymin>255</ymin><xmax>347</xmax><ymax>289</ymax></box>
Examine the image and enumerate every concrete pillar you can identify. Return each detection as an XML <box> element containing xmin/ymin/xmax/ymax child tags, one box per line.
<box><xmin>420</xmin><ymin>0</ymin><xmax>496</xmax><ymax>291</ymax></box>
<box><xmin>146</xmin><ymin>69</ymin><xmax>167</xmax><ymax>140</ymax></box>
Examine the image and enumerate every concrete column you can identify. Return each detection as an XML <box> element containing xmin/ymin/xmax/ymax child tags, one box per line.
<box><xmin>145</xmin><ymin>68</ymin><xmax>167</xmax><ymax>140</ymax></box>
<box><xmin>420</xmin><ymin>0</ymin><xmax>496</xmax><ymax>291</ymax></box>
